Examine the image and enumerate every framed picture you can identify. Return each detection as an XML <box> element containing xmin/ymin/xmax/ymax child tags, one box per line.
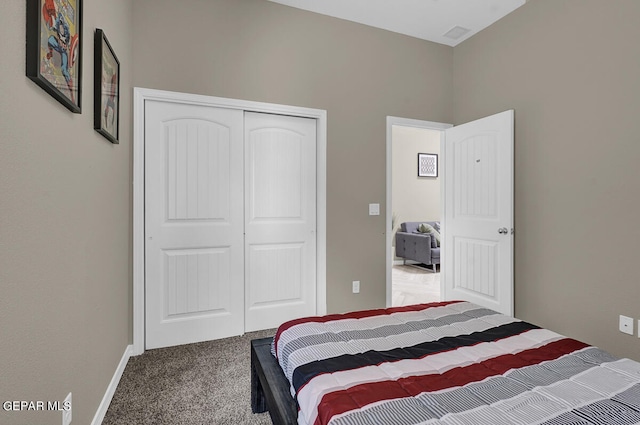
<box><xmin>26</xmin><ymin>0</ymin><xmax>82</xmax><ymax>113</ymax></box>
<box><xmin>94</xmin><ymin>29</ymin><xmax>120</xmax><ymax>144</ymax></box>
<box><xmin>418</xmin><ymin>153</ymin><xmax>438</xmax><ymax>177</ymax></box>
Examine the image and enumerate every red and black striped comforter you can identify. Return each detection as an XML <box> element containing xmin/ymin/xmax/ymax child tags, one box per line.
<box><xmin>271</xmin><ymin>301</ymin><xmax>640</xmax><ymax>425</ymax></box>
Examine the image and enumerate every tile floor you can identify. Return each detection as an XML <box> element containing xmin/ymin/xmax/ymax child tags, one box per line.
<box><xmin>392</xmin><ymin>264</ymin><xmax>441</xmax><ymax>306</ymax></box>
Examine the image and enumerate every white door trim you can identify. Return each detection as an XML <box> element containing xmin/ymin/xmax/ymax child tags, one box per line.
<box><xmin>385</xmin><ymin>116</ymin><xmax>452</xmax><ymax>307</ymax></box>
<box><xmin>133</xmin><ymin>88</ymin><xmax>327</xmax><ymax>355</ymax></box>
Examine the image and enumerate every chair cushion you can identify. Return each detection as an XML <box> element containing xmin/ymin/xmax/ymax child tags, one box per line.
<box><xmin>418</xmin><ymin>223</ymin><xmax>441</xmax><ymax>247</ymax></box>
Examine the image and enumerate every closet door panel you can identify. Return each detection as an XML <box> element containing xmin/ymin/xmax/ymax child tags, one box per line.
<box><xmin>145</xmin><ymin>101</ymin><xmax>244</xmax><ymax>349</ymax></box>
<box><xmin>244</xmin><ymin>112</ymin><xmax>317</xmax><ymax>331</ymax></box>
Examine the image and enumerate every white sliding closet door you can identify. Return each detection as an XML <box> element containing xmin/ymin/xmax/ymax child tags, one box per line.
<box><xmin>145</xmin><ymin>101</ymin><xmax>245</xmax><ymax>349</ymax></box>
<box><xmin>145</xmin><ymin>100</ymin><xmax>319</xmax><ymax>349</ymax></box>
<box><xmin>244</xmin><ymin>112</ymin><xmax>317</xmax><ymax>331</ymax></box>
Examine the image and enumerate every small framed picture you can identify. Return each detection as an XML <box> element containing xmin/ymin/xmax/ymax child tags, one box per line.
<box><xmin>418</xmin><ymin>153</ymin><xmax>438</xmax><ymax>177</ymax></box>
<box><xmin>94</xmin><ymin>29</ymin><xmax>120</xmax><ymax>144</ymax></box>
<box><xmin>26</xmin><ymin>0</ymin><xmax>83</xmax><ymax>113</ymax></box>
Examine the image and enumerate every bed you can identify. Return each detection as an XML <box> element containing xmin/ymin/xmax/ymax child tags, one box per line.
<box><xmin>251</xmin><ymin>300</ymin><xmax>640</xmax><ymax>425</ymax></box>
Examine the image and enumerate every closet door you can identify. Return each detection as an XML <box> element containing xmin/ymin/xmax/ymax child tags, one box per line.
<box><xmin>145</xmin><ymin>101</ymin><xmax>244</xmax><ymax>349</ymax></box>
<box><xmin>244</xmin><ymin>112</ymin><xmax>317</xmax><ymax>331</ymax></box>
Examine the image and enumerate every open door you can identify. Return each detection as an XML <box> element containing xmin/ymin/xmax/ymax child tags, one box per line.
<box><xmin>442</xmin><ymin>110</ymin><xmax>514</xmax><ymax>316</ymax></box>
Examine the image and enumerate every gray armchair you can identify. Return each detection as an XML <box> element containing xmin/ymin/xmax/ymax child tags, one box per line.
<box><xmin>395</xmin><ymin>221</ymin><xmax>441</xmax><ymax>271</ymax></box>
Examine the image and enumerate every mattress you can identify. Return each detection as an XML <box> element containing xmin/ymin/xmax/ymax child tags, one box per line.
<box><xmin>271</xmin><ymin>300</ymin><xmax>640</xmax><ymax>425</ymax></box>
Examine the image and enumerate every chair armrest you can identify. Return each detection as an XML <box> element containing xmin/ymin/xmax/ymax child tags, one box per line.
<box><xmin>395</xmin><ymin>232</ymin><xmax>433</xmax><ymax>264</ymax></box>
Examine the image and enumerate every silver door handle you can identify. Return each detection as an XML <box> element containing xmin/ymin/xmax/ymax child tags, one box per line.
<box><xmin>498</xmin><ymin>227</ymin><xmax>508</xmax><ymax>234</ymax></box>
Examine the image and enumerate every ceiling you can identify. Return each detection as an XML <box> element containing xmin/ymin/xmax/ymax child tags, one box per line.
<box><xmin>267</xmin><ymin>0</ymin><xmax>526</xmax><ymax>47</ymax></box>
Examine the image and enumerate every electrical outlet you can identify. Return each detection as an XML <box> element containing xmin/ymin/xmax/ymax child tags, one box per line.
<box><xmin>62</xmin><ymin>393</ymin><xmax>72</xmax><ymax>425</ymax></box>
<box><xmin>352</xmin><ymin>281</ymin><xmax>360</xmax><ymax>294</ymax></box>
<box><xmin>619</xmin><ymin>315</ymin><xmax>634</xmax><ymax>335</ymax></box>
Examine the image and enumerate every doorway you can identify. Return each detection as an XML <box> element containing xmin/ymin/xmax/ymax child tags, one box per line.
<box><xmin>386</xmin><ymin>111</ymin><xmax>514</xmax><ymax>315</ymax></box>
<box><xmin>385</xmin><ymin>117</ymin><xmax>452</xmax><ymax>307</ymax></box>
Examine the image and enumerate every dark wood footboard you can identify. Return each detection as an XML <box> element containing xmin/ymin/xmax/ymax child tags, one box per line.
<box><xmin>250</xmin><ymin>337</ymin><xmax>298</xmax><ymax>425</ymax></box>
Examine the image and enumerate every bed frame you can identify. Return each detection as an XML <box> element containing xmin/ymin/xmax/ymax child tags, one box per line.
<box><xmin>250</xmin><ymin>337</ymin><xmax>298</xmax><ymax>425</ymax></box>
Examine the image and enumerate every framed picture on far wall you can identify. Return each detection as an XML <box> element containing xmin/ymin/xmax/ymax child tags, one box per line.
<box><xmin>26</xmin><ymin>0</ymin><xmax>83</xmax><ymax>113</ymax></box>
<box><xmin>94</xmin><ymin>29</ymin><xmax>120</xmax><ymax>144</ymax></box>
<box><xmin>418</xmin><ymin>153</ymin><xmax>438</xmax><ymax>177</ymax></box>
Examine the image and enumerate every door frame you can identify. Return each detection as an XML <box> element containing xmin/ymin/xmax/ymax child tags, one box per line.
<box><xmin>133</xmin><ymin>88</ymin><xmax>327</xmax><ymax>355</ymax></box>
<box><xmin>385</xmin><ymin>116</ymin><xmax>452</xmax><ymax>307</ymax></box>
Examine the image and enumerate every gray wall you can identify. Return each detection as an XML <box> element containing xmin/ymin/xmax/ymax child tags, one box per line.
<box><xmin>132</xmin><ymin>0</ymin><xmax>454</xmax><ymax>314</ymax></box>
<box><xmin>0</xmin><ymin>1</ymin><xmax>133</xmax><ymax>424</ymax></box>
<box><xmin>454</xmin><ymin>0</ymin><xmax>640</xmax><ymax>360</ymax></box>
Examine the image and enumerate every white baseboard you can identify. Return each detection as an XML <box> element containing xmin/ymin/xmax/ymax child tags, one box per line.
<box><xmin>91</xmin><ymin>344</ymin><xmax>133</xmax><ymax>425</ymax></box>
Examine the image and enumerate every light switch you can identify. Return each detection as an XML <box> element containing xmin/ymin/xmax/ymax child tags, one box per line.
<box><xmin>369</xmin><ymin>203</ymin><xmax>380</xmax><ymax>216</ymax></box>
<box><xmin>352</xmin><ymin>281</ymin><xmax>360</xmax><ymax>293</ymax></box>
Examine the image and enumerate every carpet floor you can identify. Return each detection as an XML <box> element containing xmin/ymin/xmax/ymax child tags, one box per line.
<box><xmin>103</xmin><ymin>328</ymin><xmax>276</xmax><ymax>425</ymax></box>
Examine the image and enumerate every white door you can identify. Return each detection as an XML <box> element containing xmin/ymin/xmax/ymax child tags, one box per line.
<box><xmin>244</xmin><ymin>112</ymin><xmax>317</xmax><ymax>331</ymax></box>
<box><xmin>145</xmin><ymin>100</ymin><xmax>245</xmax><ymax>349</ymax></box>
<box><xmin>442</xmin><ymin>110</ymin><xmax>514</xmax><ymax>316</ymax></box>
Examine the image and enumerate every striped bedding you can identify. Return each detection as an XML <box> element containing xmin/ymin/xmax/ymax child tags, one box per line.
<box><xmin>271</xmin><ymin>300</ymin><xmax>640</xmax><ymax>425</ymax></box>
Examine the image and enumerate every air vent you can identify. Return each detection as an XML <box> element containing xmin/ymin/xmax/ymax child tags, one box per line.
<box><xmin>443</xmin><ymin>26</ymin><xmax>471</xmax><ymax>40</ymax></box>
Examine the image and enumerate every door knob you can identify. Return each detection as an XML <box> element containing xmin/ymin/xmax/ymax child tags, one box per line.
<box><xmin>498</xmin><ymin>227</ymin><xmax>508</xmax><ymax>234</ymax></box>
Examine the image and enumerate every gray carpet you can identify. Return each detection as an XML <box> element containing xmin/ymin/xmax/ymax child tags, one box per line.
<box><xmin>103</xmin><ymin>329</ymin><xmax>276</xmax><ymax>424</ymax></box>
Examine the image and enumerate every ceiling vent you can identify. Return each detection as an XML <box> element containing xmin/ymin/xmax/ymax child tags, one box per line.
<box><xmin>443</xmin><ymin>26</ymin><xmax>471</xmax><ymax>40</ymax></box>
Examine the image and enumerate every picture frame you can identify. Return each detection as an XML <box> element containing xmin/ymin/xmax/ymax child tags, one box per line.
<box><xmin>418</xmin><ymin>153</ymin><xmax>438</xmax><ymax>177</ymax></box>
<box><xmin>94</xmin><ymin>29</ymin><xmax>120</xmax><ymax>144</ymax></box>
<box><xmin>26</xmin><ymin>0</ymin><xmax>83</xmax><ymax>113</ymax></box>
